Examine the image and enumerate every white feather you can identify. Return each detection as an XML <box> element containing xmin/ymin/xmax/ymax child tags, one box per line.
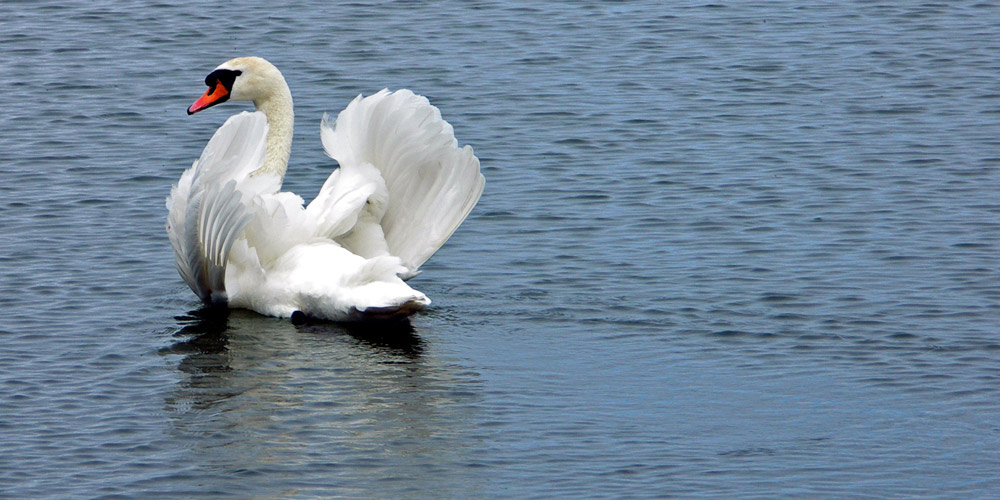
<box><xmin>317</xmin><ymin>90</ymin><xmax>485</xmax><ymax>275</ymax></box>
<box><xmin>166</xmin><ymin>112</ymin><xmax>266</xmax><ymax>304</ymax></box>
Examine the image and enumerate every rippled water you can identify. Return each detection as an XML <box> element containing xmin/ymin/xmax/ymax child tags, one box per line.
<box><xmin>2</xmin><ymin>1</ymin><xmax>998</xmax><ymax>498</ymax></box>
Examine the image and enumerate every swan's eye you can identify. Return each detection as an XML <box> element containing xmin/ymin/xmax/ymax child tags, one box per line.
<box><xmin>204</xmin><ymin>69</ymin><xmax>243</xmax><ymax>91</ymax></box>
<box><xmin>189</xmin><ymin>69</ymin><xmax>242</xmax><ymax>114</ymax></box>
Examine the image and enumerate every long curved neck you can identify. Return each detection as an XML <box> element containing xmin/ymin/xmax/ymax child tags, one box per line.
<box><xmin>252</xmin><ymin>86</ymin><xmax>294</xmax><ymax>179</ymax></box>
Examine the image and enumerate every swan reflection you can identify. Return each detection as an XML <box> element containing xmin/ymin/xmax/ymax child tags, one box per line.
<box><xmin>160</xmin><ymin>309</ymin><xmax>483</xmax><ymax>497</ymax></box>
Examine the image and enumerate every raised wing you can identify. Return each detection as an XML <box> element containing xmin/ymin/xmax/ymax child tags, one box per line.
<box><xmin>166</xmin><ymin>112</ymin><xmax>268</xmax><ymax>303</ymax></box>
<box><xmin>313</xmin><ymin>90</ymin><xmax>485</xmax><ymax>275</ymax></box>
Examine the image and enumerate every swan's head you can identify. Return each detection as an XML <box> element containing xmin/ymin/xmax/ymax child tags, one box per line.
<box><xmin>187</xmin><ymin>57</ymin><xmax>287</xmax><ymax>115</ymax></box>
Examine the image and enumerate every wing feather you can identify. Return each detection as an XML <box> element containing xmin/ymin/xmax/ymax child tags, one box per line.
<box><xmin>166</xmin><ymin>112</ymin><xmax>268</xmax><ymax>304</ymax></box>
<box><xmin>315</xmin><ymin>90</ymin><xmax>484</xmax><ymax>274</ymax></box>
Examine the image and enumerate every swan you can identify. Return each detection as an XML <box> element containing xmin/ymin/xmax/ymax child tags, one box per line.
<box><xmin>166</xmin><ymin>57</ymin><xmax>484</xmax><ymax>322</ymax></box>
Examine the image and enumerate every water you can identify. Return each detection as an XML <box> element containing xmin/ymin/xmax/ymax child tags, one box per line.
<box><xmin>1</xmin><ymin>1</ymin><xmax>998</xmax><ymax>498</ymax></box>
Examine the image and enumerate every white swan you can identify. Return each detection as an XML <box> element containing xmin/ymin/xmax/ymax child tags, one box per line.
<box><xmin>166</xmin><ymin>57</ymin><xmax>484</xmax><ymax>322</ymax></box>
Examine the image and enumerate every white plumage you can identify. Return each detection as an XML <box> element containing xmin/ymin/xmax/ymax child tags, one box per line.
<box><xmin>167</xmin><ymin>57</ymin><xmax>484</xmax><ymax>322</ymax></box>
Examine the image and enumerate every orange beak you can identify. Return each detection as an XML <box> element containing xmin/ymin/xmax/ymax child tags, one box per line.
<box><xmin>187</xmin><ymin>79</ymin><xmax>229</xmax><ymax>115</ymax></box>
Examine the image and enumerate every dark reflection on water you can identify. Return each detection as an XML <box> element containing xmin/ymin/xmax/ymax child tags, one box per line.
<box><xmin>299</xmin><ymin>317</ymin><xmax>426</xmax><ymax>359</ymax></box>
<box><xmin>162</xmin><ymin>307</ymin><xmax>425</xmax><ymax>365</ymax></box>
<box><xmin>161</xmin><ymin>308</ymin><xmax>232</xmax><ymax>373</ymax></box>
<box><xmin>158</xmin><ymin>309</ymin><xmax>485</xmax><ymax>498</ymax></box>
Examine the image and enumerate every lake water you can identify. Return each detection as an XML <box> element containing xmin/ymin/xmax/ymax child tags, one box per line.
<box><xmin>1</xmin><ymin>1</ymin><xmax>998</xmax><ymax>498</ymax></box>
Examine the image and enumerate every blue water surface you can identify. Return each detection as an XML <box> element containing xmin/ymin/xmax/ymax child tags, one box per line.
<box><xmin>1</xmin><ymin>1</ymin><xmax>998</xmax><ymax>498</ymax></box>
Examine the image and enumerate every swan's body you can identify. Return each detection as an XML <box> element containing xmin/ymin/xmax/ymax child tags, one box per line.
<box><xmin>167</xmin><ymin>57</ymin><xmax>484</xmax><ymax>321</ymax></box>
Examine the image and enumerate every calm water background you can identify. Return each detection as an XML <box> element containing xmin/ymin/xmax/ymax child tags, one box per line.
<box><xmin>1</xmin><ymin>1</ymin><xmax>998</xmax><ymax>498</ymax></box>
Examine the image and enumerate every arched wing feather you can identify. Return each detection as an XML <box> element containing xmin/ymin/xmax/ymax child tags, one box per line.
<box><xmin>166</xmin><ymin>112</ymin><xmax>268</xmax><ymax>303</ymax></box>
<box><xmin>315</xmin><ymin>90</ymin><xmax>484</xmax><ymax>274</ymax></box>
